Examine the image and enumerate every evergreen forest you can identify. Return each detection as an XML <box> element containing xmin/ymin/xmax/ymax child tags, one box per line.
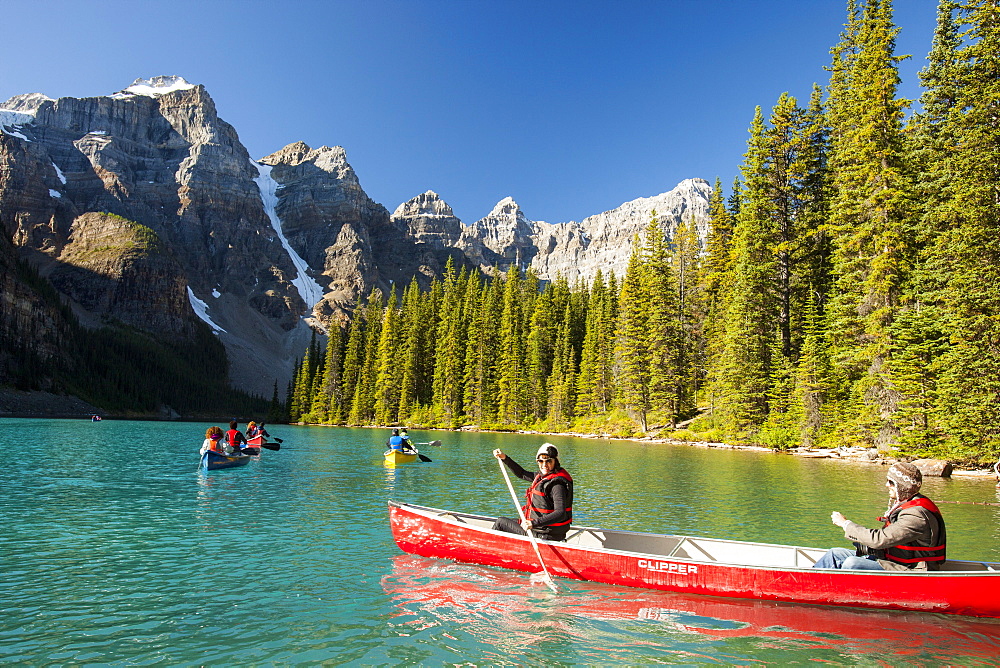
<box><xmin>0</xmin><ymin>254</ymin><xmax>271</xmax><ymax>419</ymax></box>
<box><xmin>287</xmin><ymin>0</ymin><xmax>1000</xmax><ymax>465</ymax></box>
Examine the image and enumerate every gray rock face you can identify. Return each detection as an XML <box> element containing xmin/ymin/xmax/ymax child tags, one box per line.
<box><xmin>529</xmin><ymin>178</ymin><xmax>713</xmax><ymax>282</ymax></box>
<box><xmin>1</xmin><ymin>78</ymin><xmax>307</xmax><ymax>395</ymax></box>
<box><xmin>451</xmin><ymin>178</ymin><xmax>713</xmax><ymax>283</ymax></box>
<box><xmin>262</xmin><ymin>146</ymin><xmax>478</xmax><ymax>324</ymax></box>
<box><xmin>392</xmin><ymin>191</ymin><xmax>464</xmax><ymax>250</ymax></box>
<box><xmin>46</xmin><ymin>211</ymin><xmax>194</xmax><ymax>337</ymax></box>
<box><xmin>259</xmin><ymin>141</ymin><xmax>387</xmax><ymax>319</ymax></box>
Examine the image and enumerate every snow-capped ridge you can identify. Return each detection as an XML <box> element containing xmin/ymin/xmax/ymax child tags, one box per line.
<box><xmin>0</xmin><ymin>93</ymin><xmax>53</xmax><ymax>114</ymax></box>
<box><xmin>113</xmin><ymin>76</ymin><xmax>196</xmax><ymax>99</ymax></box>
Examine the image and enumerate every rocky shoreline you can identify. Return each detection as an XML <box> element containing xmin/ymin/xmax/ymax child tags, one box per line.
<box><xmin>0</xmin><ymin>389</ymin><xmax>102</xmax><ymax>419</ymax></box>
<box><xmin>502</xmin><ymin>428</ymin><xmax>998</xmax><ymax>480</ymax></box>
<box><xmin>6</xmin><ymin>391</ymin><xmax>995</xmax><ymax>481</ymax></box>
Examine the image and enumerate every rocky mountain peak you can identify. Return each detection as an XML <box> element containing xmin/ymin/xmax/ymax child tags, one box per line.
<box><xmin>487</xmin><ymin>196</ymin><xmax>525</xmax><ymax>220</ymax></box>
<box><xmin>113</xmin><ymin>75</ymin><xmax>196</xmax><ymax>98</ymax></box>
<box><xmin>392</xmin><ymin>191</ymin><xmax>455</xmax><ymax>218</ymax></box>
<box><xmin>259</xmin><ymin>142</ymin><xmax>357</xmax><ymax>184</ymax></box>
<box><xmin>1</xmin><ymin>92</ymin><xmax>54</xmax><ymax>114</ymax></box>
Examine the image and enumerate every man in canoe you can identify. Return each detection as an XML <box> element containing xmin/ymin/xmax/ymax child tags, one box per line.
<box><xmin>224</xmin><ymin>420</ymin><xmax>249</xmax><ymax>455</ymax></box>
<box><xmin>492</xmin><ymin>444</ymin><xmax>574</xmax><ymax>541</ymax></box>
<box><xmin>813</xmin><ymin>462</ymin><xmax>946</xmax><ymax>571</ymax></box>
<box><xmin>387</xmin><ymin>428</ymin><xmax>415</xmax><ymax>454</ymax></box>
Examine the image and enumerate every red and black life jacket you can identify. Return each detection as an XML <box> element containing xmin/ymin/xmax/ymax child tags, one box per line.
<box><xmin>523</xmin><ymin>469</ymin><xmax>574</xmax><ymax>526</ymax></box>
<box><xmin>882</xmin><ymin>495</ymin><xmax>947</xmax><ymax>566</ymax></box>
<box><xmin>225</xmin><ymin>429</ymin><xmax>245</xmax><ymax>450</ymax></box>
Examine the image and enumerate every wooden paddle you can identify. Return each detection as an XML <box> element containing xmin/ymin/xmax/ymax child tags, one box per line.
<box><xmin>498</xmin><ymin>456</ymin><xmax>558</xmax><ymax>592</ymax></box>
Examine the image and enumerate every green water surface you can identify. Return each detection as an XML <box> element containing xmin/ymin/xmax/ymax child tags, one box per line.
<box><xmin>2</xmin><ymin>418</ymin><xmax>998</xmax><ymax>664</ymax></box>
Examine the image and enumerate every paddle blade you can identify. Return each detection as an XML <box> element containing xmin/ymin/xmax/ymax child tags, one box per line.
<box><xmin>529</xmin><ymin>570</ymin><xmax>560</xmax><ymax>593</ymax></box>
<box><xmin>273</xmin><ymin>437</ymin><xmax>283</xmax><ymax>443</ymax></box>
<box><xmin>418</xmin><ymin>454</ymin><xmax>432</xmax><ymax>462</ymax></box>
<box><xmin>262</xmin><ymin>442</ymin><xmax>280</xmax><ymax>451</ymax></box>
<box><xmin>430</xmin><ymin>440</ymin><xmax>442</xmax><ymax>447</ymax></box>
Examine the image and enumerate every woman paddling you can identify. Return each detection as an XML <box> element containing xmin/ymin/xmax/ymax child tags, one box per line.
<box><xmin>492</xmin><ymin>444</ymin><xmax>574</xmax><ymax>541</ymax></box>
<box><xmin>200</xmin><ymin>426</ymin><xmax>224</xmax><ymax>455</ymax></box>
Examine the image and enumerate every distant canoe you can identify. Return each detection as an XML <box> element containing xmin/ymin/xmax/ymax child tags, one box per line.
<box><xmin>201</xmin><ymin>450</ymin><xmax>253</xmax><ymax>470</ymax></box>
<box><xmin>384</xmin><ymin>449</ymin><xmax>420</xmax><ymax>466</ymax></box>
<box><xmin>247</xmin><ymin>435</ymin><xmax>279</xmax><ymax>451</ymax></box>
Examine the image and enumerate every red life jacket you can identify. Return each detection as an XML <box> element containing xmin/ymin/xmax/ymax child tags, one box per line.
<box><xmin>225</xmin><ymin>429</ymin><xmax>245</xmax><ymax>450</ymax></box>
<box><xmin>523</xmin><ymin>469</ymin><xmax>574</xmax><ymax>526</ymax></box>
<box><xmin>882</xmin><ymin>496</ymin><xmax>947</xmax><ymax>566</ymax></box>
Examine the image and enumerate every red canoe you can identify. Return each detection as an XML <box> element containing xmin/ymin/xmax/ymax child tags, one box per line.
<box><xmin>389</xmin><ymin>501</ymin><xmax>1000</xmax><ymax>618</ymax></box>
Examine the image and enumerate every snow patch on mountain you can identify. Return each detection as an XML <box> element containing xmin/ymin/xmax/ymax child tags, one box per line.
<box><xmin>187</xmin><ymin>287</ymin><xmax>227</xmax><ymax>333</ymax></box>
<box><xmin>252</xmin><ymin>161</ymin><xmax>325</xmax><ymax>310</ymax></box>
<box><xmin>0</xmin><ymin>106</ymin><xmax>34</xmax><ymax>141</ymax></box>
<box><xmin>51</xmin><ymin>162</ymin><xmax>67</xmax><ymax>184</ymax></box>
<box><xmin>113</xmin><ymin>76</ymin><xmax>196</xmax><ymax>98</ymax></box>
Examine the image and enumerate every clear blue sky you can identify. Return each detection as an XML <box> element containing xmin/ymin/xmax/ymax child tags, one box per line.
<box><xmin>1</xmin><ymin>0</ymin><xmax>938</xmax><ymax>225</ymax></box>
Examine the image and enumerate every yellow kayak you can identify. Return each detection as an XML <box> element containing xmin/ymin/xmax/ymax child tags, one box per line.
<box><xmin>384</xmin><ymin>449</ymin><xmax>419</xmax><ymax>466</ymax></box>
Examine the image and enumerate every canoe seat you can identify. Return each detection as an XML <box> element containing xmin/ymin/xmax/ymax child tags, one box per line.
<box><xmin>938</xmin><ymin>559</ymin><xmax>1000</xmax><ymax>572</ymax></box>
<box><xmin>563</xmin><ymin>528</ymin><xmax>610</xmax><ymax>548</ymax></box>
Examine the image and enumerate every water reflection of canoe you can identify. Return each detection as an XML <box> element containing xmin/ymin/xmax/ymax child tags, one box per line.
<box><xmin>384</xmin><ymin>449</ymin><xmax>419</xmax><ymax>466</ymax></box>
<box><xmin>381</xmin><ymin>555</ymin><xmax>1000</xmax><ymax>659</ymax></box>
<box><xmin>200</xmin><ymin>450</ymin><xmax>253</xmax><ymax>470</ymax></box>
<box><xmin>388</xmin><ymin>502</ymin><xmax>1000</xmax><ymax>618</ymax></box>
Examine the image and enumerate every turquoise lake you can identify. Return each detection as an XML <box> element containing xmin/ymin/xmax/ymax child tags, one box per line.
<box><xmin>2</xmin><ymin>418</ymin><xmax>999</xmax><ymax>664</ymax></box>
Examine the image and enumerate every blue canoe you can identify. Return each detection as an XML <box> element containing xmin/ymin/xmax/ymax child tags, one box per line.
<box><xmin>200</xmin><ymin>450</ymin><xmax>253</xmax><ymax>470</ymax></box>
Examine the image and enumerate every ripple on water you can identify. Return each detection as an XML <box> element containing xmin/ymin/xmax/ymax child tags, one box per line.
<box><xmin>4</xmin><ymin>420</ymin><xmax>1000</xmax><ymax>664</ymax></box>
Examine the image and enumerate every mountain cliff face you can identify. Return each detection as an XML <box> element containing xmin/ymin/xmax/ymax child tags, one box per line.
<box><xmin>390</xmin><ymin>180</ymin><xmax>713</xmax><ymax>283</ymax></box>
<box><xmin>527</xmin><ymin>178</ymin><xmax>713</xmax><ymax>281</ymax></box>
<box><xmin>1</xmin><ymin>75</ymin><xmax>712</xmax><ymax>403</ymax></box>
<box><xmin>259</xmin><ymin>143</ymin><xmax>477</xmax><ymax>325</ymax></box>
<box><xmin>1</xmin><ymin>77</ymin><xmax>310</xmax><ymax>396</ymax></box>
